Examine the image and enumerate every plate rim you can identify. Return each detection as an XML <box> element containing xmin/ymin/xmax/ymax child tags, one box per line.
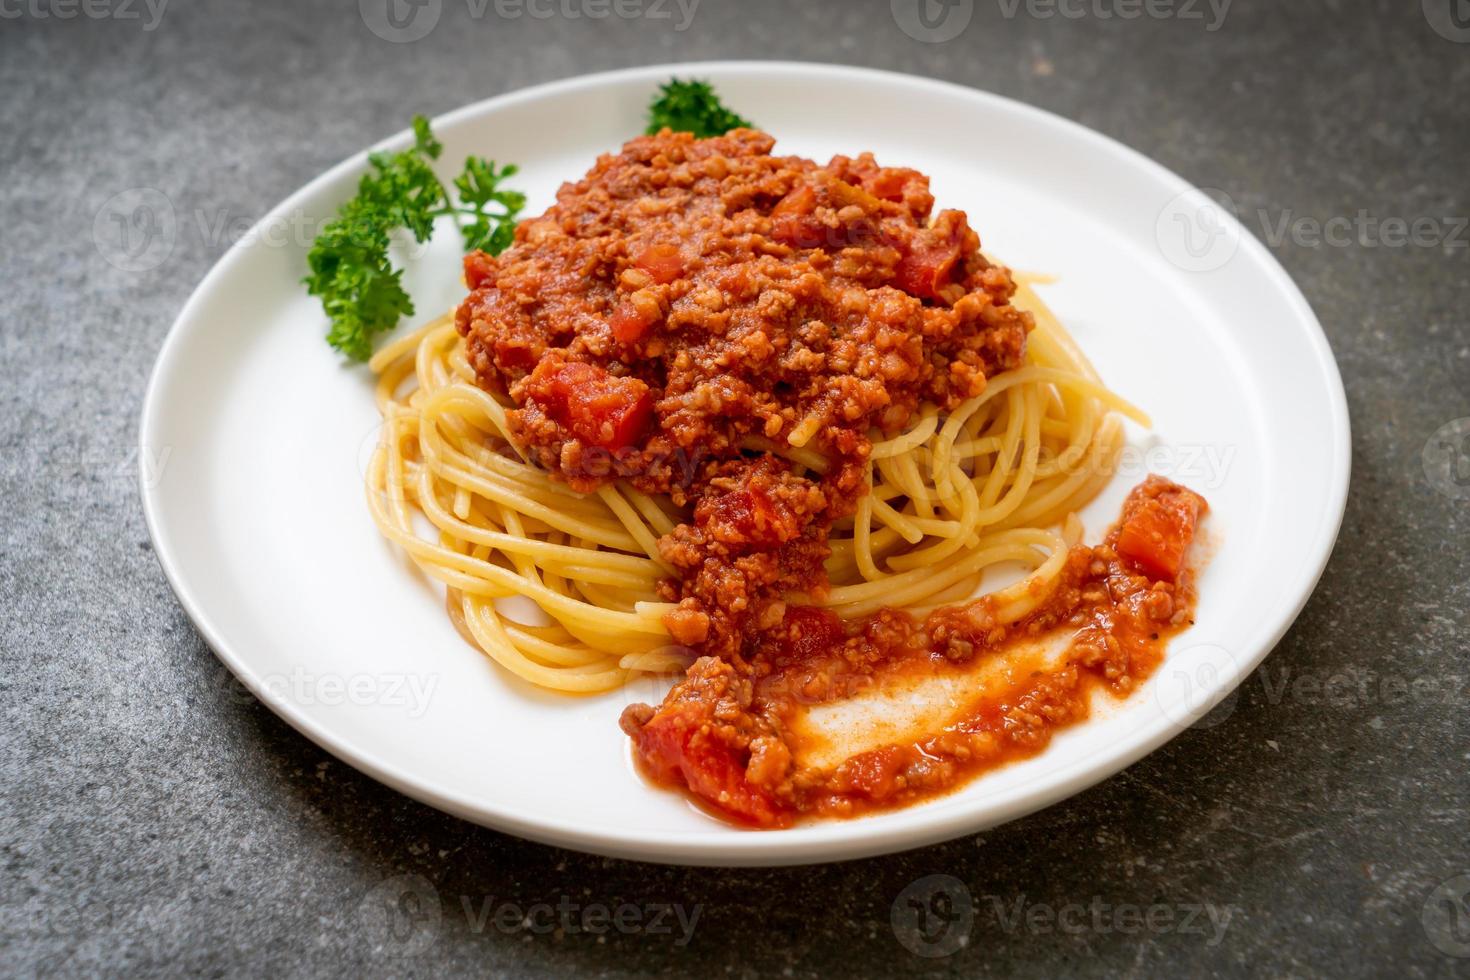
<box><xmin>139</xmin><ymin>59</ymin><xmax>1351</xmax><ymax>866</ymax></box>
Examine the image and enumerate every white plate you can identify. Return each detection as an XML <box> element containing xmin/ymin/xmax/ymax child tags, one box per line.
<box><xmin>139</xmin><ymin>62</ymin><xmax>1349</xmax><ymax>866</ymax></box>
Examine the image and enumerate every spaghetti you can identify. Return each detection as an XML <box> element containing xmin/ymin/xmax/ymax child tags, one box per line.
<box><xmin>365</xmin><ymin>275</ymin><xmax>1147</xmax><ymax>694</ymax></box>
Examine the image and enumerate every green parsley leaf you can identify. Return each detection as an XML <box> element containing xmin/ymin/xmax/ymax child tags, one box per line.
<box><xmin>645</xmin><ymin>78</ymin><xmax>754</xmax><ymax>138</ymax></box>
<box><xmin>304</xmin><ymin>114</ymin><xmax>525</xmax><ymax>361</ymax></box>
<box><xmin>453</xmin><ymin>157</ymin><xmax>527</xmax><ymax>255</ymax></box>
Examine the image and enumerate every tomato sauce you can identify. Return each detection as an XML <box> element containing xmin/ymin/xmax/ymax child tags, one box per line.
<box><xmin>623</xmin><ymin>477</ymin><xmax>1208</xmax><ymax>826</ymax></box>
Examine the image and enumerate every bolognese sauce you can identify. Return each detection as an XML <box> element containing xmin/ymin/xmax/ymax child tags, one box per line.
<box><xmin>457</xmin><ymin>128</ymin><xmax>1029</xmax><ymax>654</ymax></box>
<box><xmin>454</xmin><ymin>128</ymin><xmax>1209</xmax><ymax>825</ymax></box>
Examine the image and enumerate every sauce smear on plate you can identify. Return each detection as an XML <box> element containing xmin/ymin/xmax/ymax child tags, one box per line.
<box><xmin>624</xmin><ymin>477</ymin><xmax>1207</xmax><ymax>826</ymax></box>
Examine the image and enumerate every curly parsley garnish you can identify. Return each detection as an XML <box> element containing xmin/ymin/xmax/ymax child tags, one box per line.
<box><xmin>309</xmin><ymin>83</ymin><xmax>752</xmax><ymax>361</ymax></box>
<box><xmin>645</xmin><ymin>78</ymin><xmax>754</xmax><ymax>138</ymax></box>
<box><xmin>304</xmin><ymin>115</ymin><xmax>525</xmax><ymax>361</ymax></box>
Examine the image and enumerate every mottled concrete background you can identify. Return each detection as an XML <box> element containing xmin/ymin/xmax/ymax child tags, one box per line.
<box><xmin>2</xmin><ymin>0</ymin><xmax>1468</xmax><ymax>975</ymax></box>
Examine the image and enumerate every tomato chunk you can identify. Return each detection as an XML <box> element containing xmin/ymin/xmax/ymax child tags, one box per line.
<box><xmin>1115</xmin><ymin>477</ymin><xmax>1208</xmax><ymax>581</ymax></box>
<box><xmin>492</xmin><ymin>337</ymin><xmax>539</xmax><ymax>371</ymax></box>
<box><xmin>894</xmin><ymin>223</ymin><xmax>964</xmax><ymax>301</ymax></box>
<box><xmin>781</xmin><ymin>605</ymin><xmax>846</xmax><ymax>663</ymax></box>
<box><xmin>525</xmin><ymin>360</ymin><xmax>653</xmax><ymax>451</ymax></box>
<box><xmin>771</xmin><ymin>184</ymin><xmax>816</xmax><ymax>218</ymax></box>
<box><xmin>462</xmin><ymin>250</ymin><xmax>497</xmax><ymax>290</ymax></box>
<box><xmin>633</xmin><ymin>243</ymin><xmax>684</xmax><ymax>284</ymax></box>
<box><xmin>698</xmin><ymin>484</ymin><xmax>792</xmax><ymax>548</ymax></box>
<box><xmin>632</xmin><ymin>706</ymin><xmax>783</xmax><ymax>827</ymax></box>
<box><xmin>833</xmin><ymin>745</ymin><xmax>911</xmax><ymax>802</ymax></box>
<box><xmin>770</xmin><ymin>185</ymin><xmax>827</xmax><ymax>248</ymax></box>
<box><xmin>863</xmin><ymin>167</ymin><xmax>923</xmax><ymax>202</ymax></box>
<box><xmin>609</xmin><ymin>301</ymin><xmax>657</xmax><ymax>345</ymax></box>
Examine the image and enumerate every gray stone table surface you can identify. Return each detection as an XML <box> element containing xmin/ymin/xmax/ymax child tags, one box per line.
<box><xmin>3</xmin><ymin>0</ymin><xmax>1468</xmax><ymax>976</ymax></box>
